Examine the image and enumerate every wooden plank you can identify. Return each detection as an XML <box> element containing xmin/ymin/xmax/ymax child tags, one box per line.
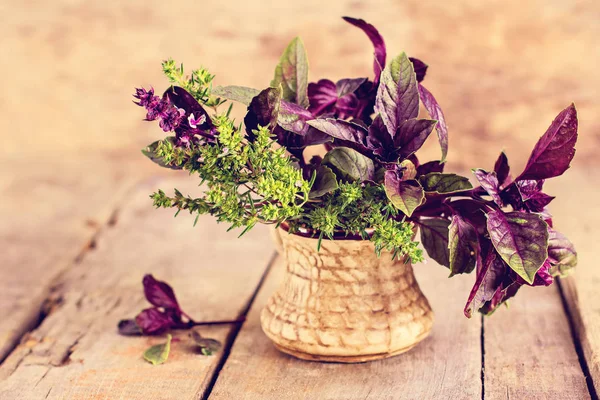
<box><xmin>548</xmin><ymin>169</ymin><xmax>600</xmax><ymax>397</ymax></box>
<box><xmin>0</xmin><ymin>177</ymin><xmax>275</xmax><ymax>399</ymax></box>
<box><xmin>0</xmin><ymin>155</ymin><xmax>147</xmax><ymax>363</ymax></box>
<box><xmin>484</xmin><ymin>285</ymin><xmax>590</xmax><ymax>399</ymax></box>
<box><xmin>210</xmin><ymin>256</ymin><xmax>482</xmax><ymax>400</ymax></box>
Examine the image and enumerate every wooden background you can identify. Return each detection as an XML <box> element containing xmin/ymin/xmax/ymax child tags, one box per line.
<box><xmin>1</xmin><ymin>0</ymin><xmax>599</xmax><ymax>398</ymax></box>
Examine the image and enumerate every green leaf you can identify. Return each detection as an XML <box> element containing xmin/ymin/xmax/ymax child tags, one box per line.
<box><xmin>309</xmin><ymin>165</ymin><xmax>339</xmax><ymax>198</ymax></box>
<box><xmin>143</xmin><ymin>334</ymin><xmax>172</xmax><ymax>366</ymax></box>
<box><xmin>190</xmin><ymin>331</ymin><xmax>222</xmax><ymax>356</ymax></box>
<box><xmin>383</xmin><ymin>171</ymin><xmax>424</xmax><ymax>217</ymax></box>
<box><xmin>448</xmin><ymin>215</ymin><xmax>478</xmax><ymax>276</ymax></box>
<box><xmin>323</xmin><ymin>148</ymin><xmax>374</xmax><ymax>182</ymax></box>
<box><xmin>419</xmin><ymin>173</ymin><xmax>472</xmax><ymax>193</ymax></box>
<box><xmin>271</xmin><ymin>37</ymin><xmax>309</xmax><ymax>107</ymax></box>
<box><xmin>374</xmin><ymin>52</ymin><xmax>419</xmax><ymax>134</ymax></box>
<box><xmin>486</xmin><ymin>210</ymin><xmax>549</xmax><ymax>284</ymax></box>
<box><xmin>419</xmin><ymin>218</ymin><xmax>451</xmax><ymax>267</ymax></box>
<box><xmin>211</xmin><ymin>85</ymin><xmax>260</xmax><ymax>105</ymax></box>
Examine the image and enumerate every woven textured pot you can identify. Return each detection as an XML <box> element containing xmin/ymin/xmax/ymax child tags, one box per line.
<box><xmin>261</xmin><ymin>228</ymin><xmax>434</xmax><ymax>363</ymax></box>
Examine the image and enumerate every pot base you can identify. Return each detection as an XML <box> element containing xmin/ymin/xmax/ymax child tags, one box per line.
<box><xmin>272</xmin><ymin>331</ymin><xmax>429</xmax><ymax>363</ymax></box>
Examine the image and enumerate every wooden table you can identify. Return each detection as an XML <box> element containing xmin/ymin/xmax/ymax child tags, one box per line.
<box><xmin>2</xmin><ymin>1</ymin><xmax>599</xmax><ymax>398</ymax></box>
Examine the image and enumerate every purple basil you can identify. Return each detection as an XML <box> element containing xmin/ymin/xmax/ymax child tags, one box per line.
<box><xmin>464</xmin><ymin>247</ymin><xmax>505</xmax><ymax>318</ymax></box>
<box><xmin>135</xmin><ymin>307</ymin><xmax>175</xmax><ymax>335</ymax></box>
<box><xmin>307</xmin><ymin>78</ymin><xmax>371</xmax><ymax>120</ymax></box>
<box><xmin>342</xmin><ymin>16</ymin><xmax>386</xmax><ymax>83</ymax></box>
<box><xmin>493</xmin><ymin>151</ymin><xmax>511</xmax><ymax>186</ymax></box>
<box><xmin>244</xmin><ymin>87</ymin><xmax>282</xmax><ymax>140</ymax></box>
<box><xmin>448</xmin><ymin>214</ymin><xmax>479</xmax><ymax>276</ymax></box>
<box><xmin>517</xmin><ymin>104</ymin><xmax>578</xmax><ymax>181</ymax></box>
<box><xmin>134</xmin><ymin>17</ymin><xmax>579</xmax><ymax>321</ymax></box>
<box><xmin>143</xmin><ymin>274</ymin><xmax>183</xmax><ymax>315</ymax></box>
<box><xmin>473</xmin><ymin>169</ymin><xmax>503</xmax><ymax>206</ymax></box>
<box><xmin>409</xmin><ymin>58</ymin><xmax>428</xmax><ymax>82</ymax></box>
<box><xmin>486</xmin><ymin>210</ymin><xmax>549</xmax><ymax>285</ymax></box>
<box><xmin>418</xmin><ymin>84</ymin><xmax>449</xmax><ymax>162</ymax></box>
<box><xmin>375</xmin><ymin>52</ymin><xmax>420</xmax><ymax>135</ymax></box>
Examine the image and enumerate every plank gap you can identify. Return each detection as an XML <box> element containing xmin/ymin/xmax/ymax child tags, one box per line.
<box><xmin>0</xmin><ymin>193</ymin><xmax>128</xmax><ymax>366</ymax></box>
<box><xmin>558</xmin><ymin>279</ymin><xmax>600</xmax><ymax>400</ymax></box>
<box><xmin>201</xmin><ymin>251</ymin><xmax>278</xmax><ymax>399</ymax></box>
<box><xmin>480</xmin><ymin>314</ymin><xmax>485</xmax><ymax>400</ymax></box>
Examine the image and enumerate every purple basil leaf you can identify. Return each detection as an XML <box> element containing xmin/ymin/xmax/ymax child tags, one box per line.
<box><xmin>447</xmin><ymin>199</ymin><xmax>488</xmax><ymax>234</ymax></box>
<box><xmin>464</xmin><ymin>248</ymin><xmax>506</xmax><ymax>318</ymax></box>
<box><xmin>375</xmin><ymin>52</ymin><xmax>419</xmax><ymax>134</ymax></box>
<box><xmin>142</xmin><ymin>274</ymin><xmax>182</xmax><ymax>314</ymax></box>
<box><xmin>448</xmin><ymin>215</ymin><xmax>479</xmax><ymax>276</ymax></box>
<box><xmin>366</xmin><ymin>114</ymin><xmax>396</xmax><ymax>161</ymax></box>
<box><xmin>517</xmin><ymin>104</ymin><xmax>578</xmax><ymax>181</ymax></box>
<box><xmin>418</xmin><ymin>84</ymin><xmax>448</xmax><ymax>162</ymax></box>
<box><xmin>323</xmin><ymin>147</ymin><xmax>374</xmax><ymax>182</ymax></box>
<box><xmin>307</xmin><ymin>118</ymin><xmax>372</xmax><ymax>158</ymax></box>
<box><xmin>548</xmin><ymin>228</ymin><xmax>577</xmax><ymax>277</ymax></box>
<box><xmin>308</xmin><ymin>79</ymin><xmax>337</xmax><ymax>116</ymax></box>
<box><xmin>486</xmin><ymin>210</ymin><xmax>549</xmax><ymax>284</ymax></box>
<box><xmin>309</xmin><ymin>165</ymin><xmax>339</xmax><ymax>198</ymax></box>
<box><xmin>493</xmin><ymin>151</ymin><xmax>510</xmax><ymax>186</ymax></box>
<box><xmin>503</xmin><ymin>180</ymin><xmax>555</xmax><ymax>212</ymax></box>
<box><xmin>276</xmin><ymin>126</ymin><xmax>332</xmax><ymax>152</ymax></box>
<box><xmin>521</xmin><ymin>188</ymin><xmax>555</xmax><ymax>213</ymax></box>
<box><xmin>418</xmin><ymin>217</ymin><xmax>451</xmax><ymax>267</ymax></box>
<box><xmin>306</xmin><ymin>118</ymin><xmax>368</xmax><ymax>145</ymax></box>
<box><xmin>531</xmin><ymin>259</ymin><xmax>554</xmax><ymax>287</ymax></box>
<box><xmin>409</xmin><ymin>57</ymin><xmax>428</xmax><ymax>82</ymax></box>
<box><xmin>417</xmin><ymin>161</ymin><xmax>445</xmax><ymax>176</ymax></box>
<box><xmin>419</xmin><ymin>173</ymin><xmax>472</xmax><ymax>194</ymax></box>
<box><xmin>244</xmin><ymin>87</ymin><xmax>282</xmax><ymax>139</ymax></box>
<box><xmin>336</xmin><ymin>78</ymin><xmax>367</xmax><ymax>97</ymax></box>
<box><xmin>394</xmin><ymin>118</ymin><xmax>438</xmax><ymax>158</ymax></box>
<box><xmin>211</xmin><ymin>85</ymin><xmax>260</xmax><ymax>106</ymax></box>
<box><xmin>334</xmin><ymin>93</ymin><xmax>363</xmax><ymax>120</ymax></box>
<box><xmin>342</xmin><ymin>17</ymin><xmax>386</xmax><ymax>83</ymax></box>
<box><xmin>277</xmin><ymin>100</ymin><xmax>316</xmax><ymax>136</ymax></box>
<box><xmin>473</xmin><ymin>169</ymin><xmax>503</xmax><ymax>206</ymax></box>
<box><xmin>480</xmin><ymin>281</ymin><xmax>521</xmax><ymax>316</ymax></box>
<box><xmin>384</xmin><ymin>172</ymin><xmax>425</xmax><ymax>217</ymax></box>
<box><xmin>271</xmin><ymin>37</ymin><xmax>309</xmax><ymax>107</ymax></box>
<box><xmin>135</xmin><ymin>308</ymin><xmax>174</xmax><ymax>335</ymax></box>
<box><xmin>118</xmin><ymin>319</ymin><xmax>143</xmax><ymax>336</ymax></box>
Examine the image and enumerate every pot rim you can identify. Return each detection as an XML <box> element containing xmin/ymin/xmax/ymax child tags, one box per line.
<box><xmin>278</xmin><ymin>222</ymin><xmax>374</xmax><ymax>241</ymax></box>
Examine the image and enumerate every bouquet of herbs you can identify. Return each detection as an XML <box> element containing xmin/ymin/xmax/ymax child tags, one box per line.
<box><xmin>134</xmin><ymin>17</ymin><xmax>578</xmax><ymax>318</ymax></box>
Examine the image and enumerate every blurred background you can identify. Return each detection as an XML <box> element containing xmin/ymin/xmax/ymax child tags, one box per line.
<box><xmin>1</xmin><ymin>0</ymin><xmax>598</xmax><ymax>311</ymax></box>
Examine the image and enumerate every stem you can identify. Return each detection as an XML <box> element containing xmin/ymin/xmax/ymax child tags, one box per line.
<box><xmin>175</xmin><ymin>316</ymin><xmax>247</xmax><ymax>330</ymax></box>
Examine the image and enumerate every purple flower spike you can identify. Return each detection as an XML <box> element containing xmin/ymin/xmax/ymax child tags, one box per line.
<box><xmin>158</xmin><ymin>106</ymin><xmax>184</xmax><ymax>132</ymax></box>
<box><xmin>133</xmin><ymin>87</ymin><xmax>158</xmax><ymax>108</ymax></box>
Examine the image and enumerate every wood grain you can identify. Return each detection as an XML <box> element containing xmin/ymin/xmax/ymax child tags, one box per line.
<box><xmin>547</xmin><ymin>169</ymin><xmax>600</xmax><ymax>397</ymax></box>
<box><xmin>484</xmin><ymin>284</ymin><xmax>590</xmax><ymax>399</ymax></box>
<box><xmin>0</xmin><ymin>177</ymin><xmax>275</xmax><ymax>399</ymax></box>
<box><xmin>0</xmin><ymin>155</ymin><xmax>146</xmax><ymax>363</ymax></box>
<box><xmin>210</xmin><ymin>256</ymin><xmax>482</xmax><ymax>400</ymax></box>
<box><xmin>1</xmin><ymin>0</ymin><xmax>599</xmax><ymax>397</ymax></box>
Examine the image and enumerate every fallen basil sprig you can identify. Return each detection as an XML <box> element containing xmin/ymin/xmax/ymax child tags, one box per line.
<box><xmin>118</xmin><ymin>274</ymin><xmax>244</xmax><ymax>335</ymax></box>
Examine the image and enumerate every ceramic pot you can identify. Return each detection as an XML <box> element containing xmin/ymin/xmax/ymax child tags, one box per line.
<box><xmin>261</xmin><ymin>228</ymin><xmax>434</xmax><ymax>363</ymax></box>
